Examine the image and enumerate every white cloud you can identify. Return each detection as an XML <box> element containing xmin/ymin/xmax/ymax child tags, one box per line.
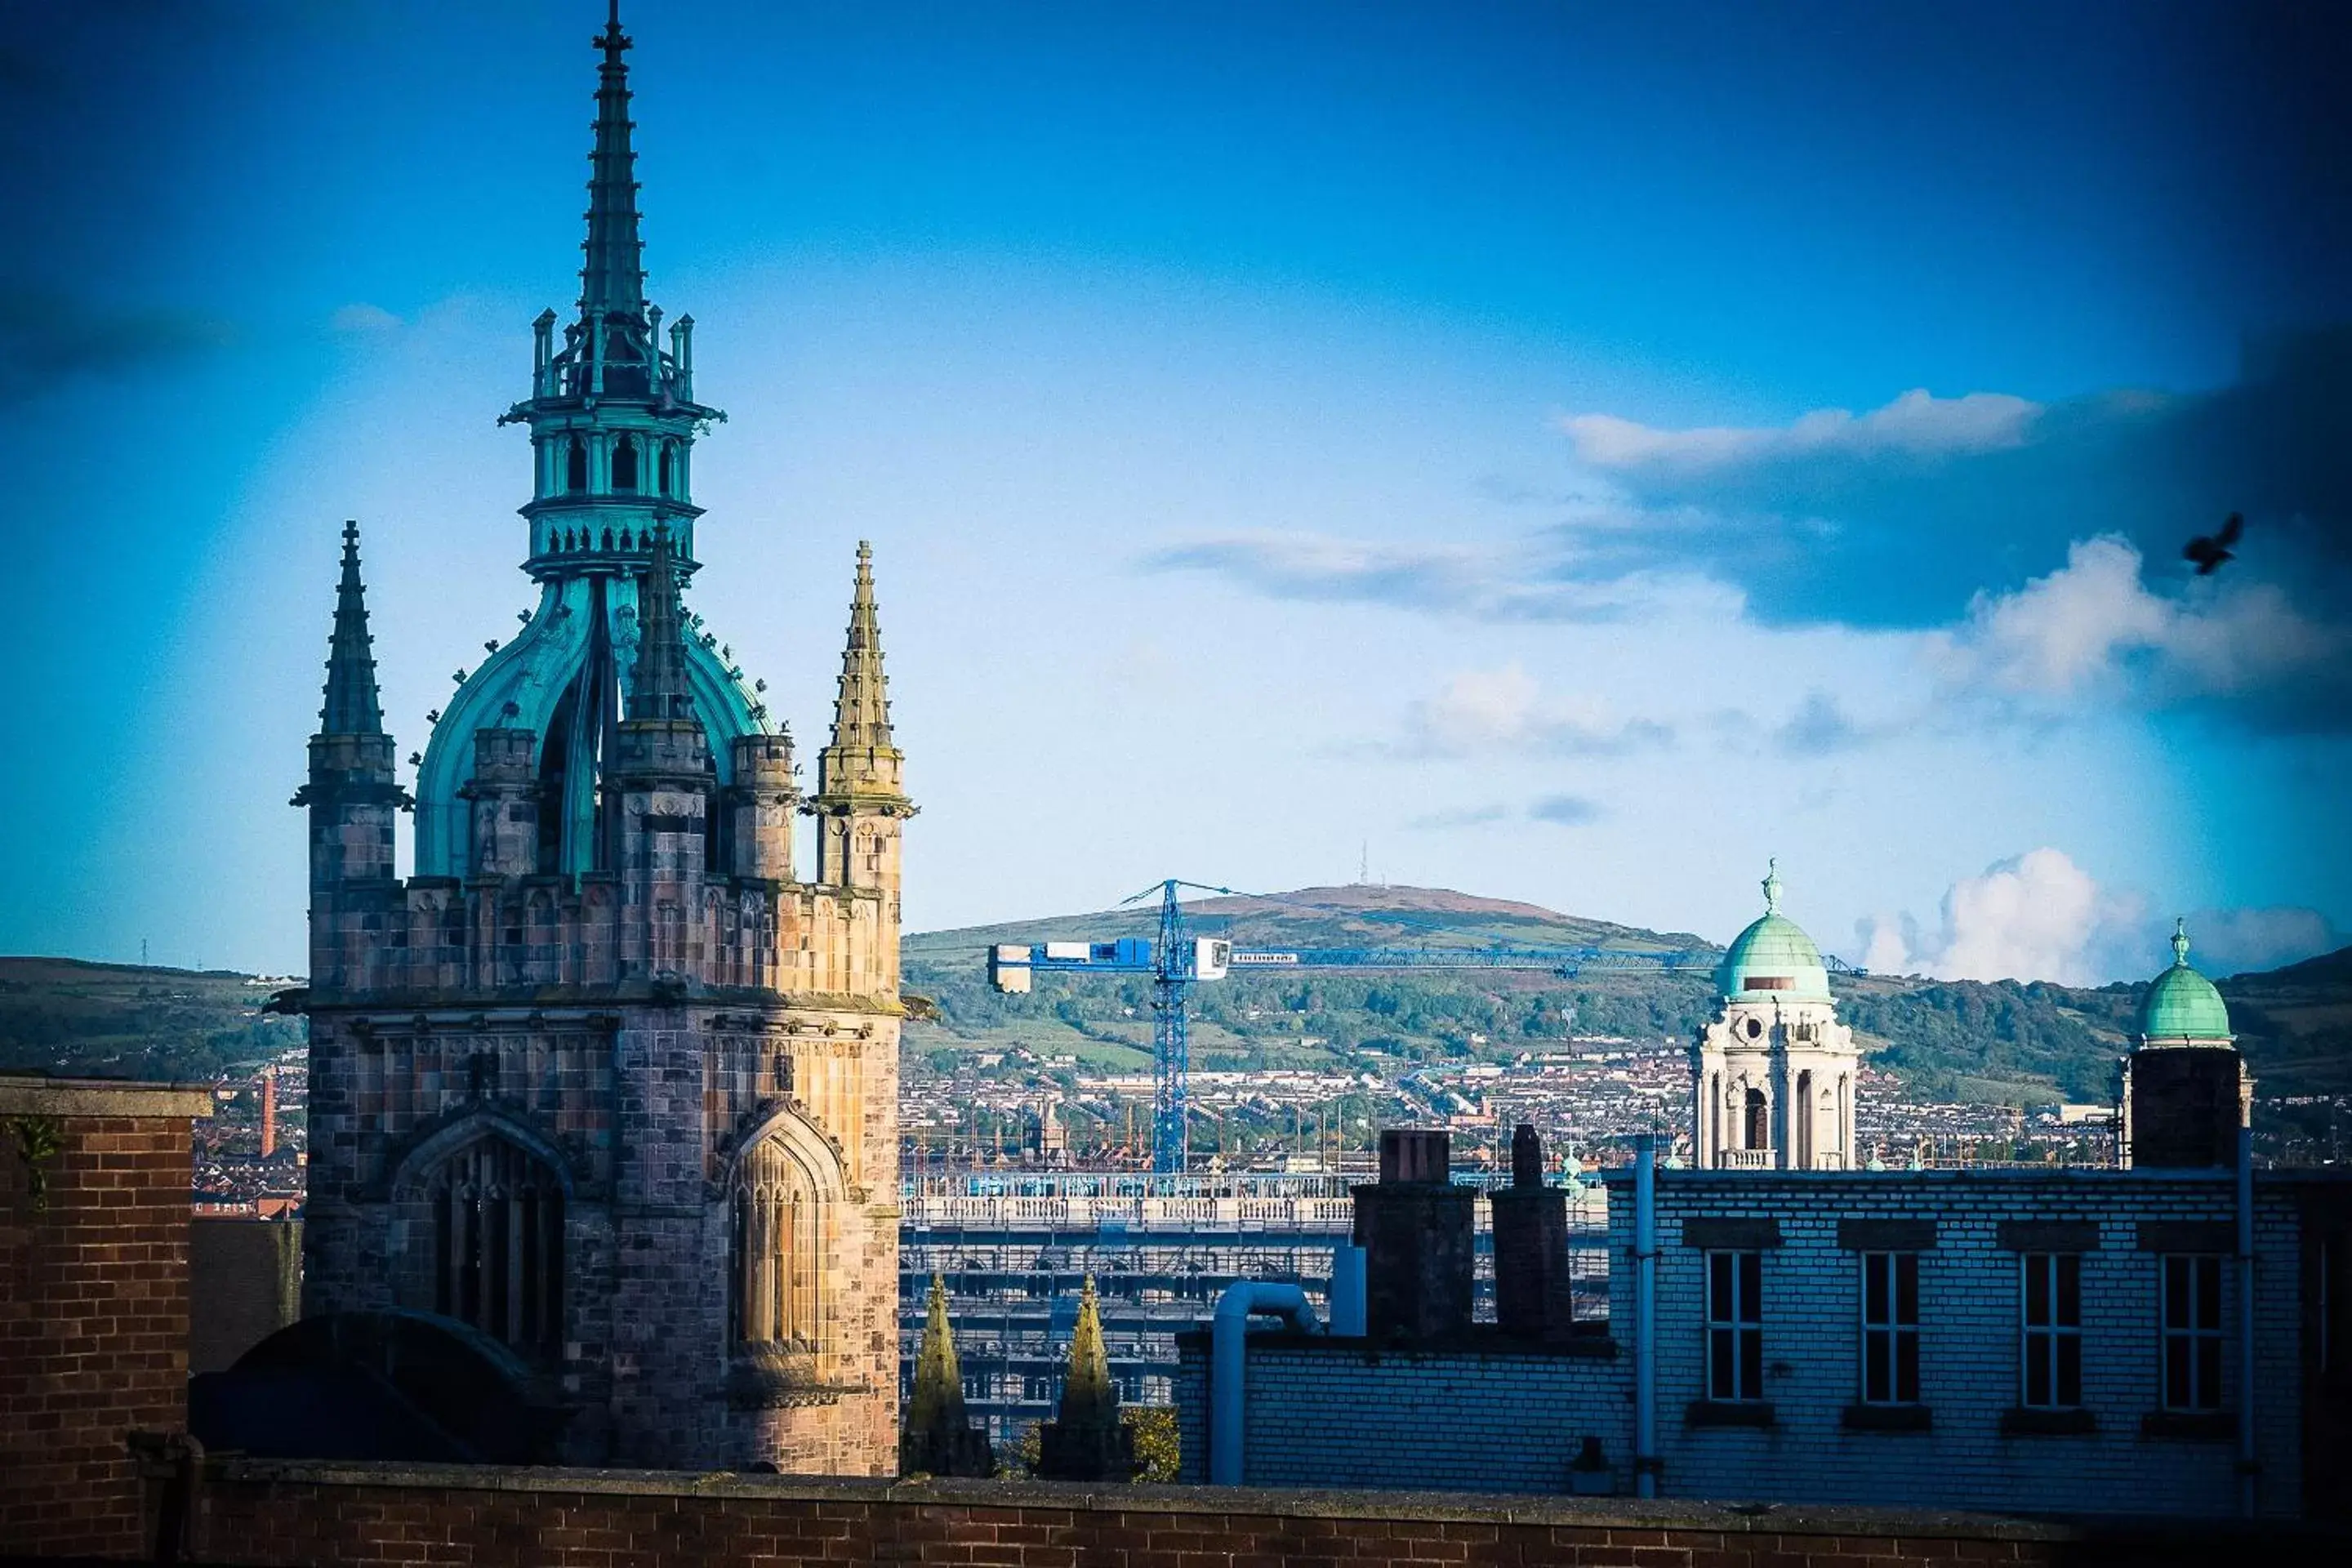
<box><xmin>1925</xmin><ymin>534</ymin><xmax>2337</xmax><ymax>702</ymax></box>
<box><xmin>1858</xmin><ymin>848</ymin><xmax>2125</xmax><ymax>986</ymax></box>
<box><xmin>1144</xmin><ymin>529</ymin><xmax>1737</xmax><ymax>624</ymax></box>
<box><xmin>1855</xmin><ymin>848</ymin><xmax>2343</xmax><ymax>986</ymax></box>
<box><xmin>329</xmin><ymin>302</ymin><xmax>403</xmax><ymax>335</ymax></box>
<box><xmin>1401</xmin><ymin>662</ymin><xmax>1673</xmax><ymax>757</ymax></box>
<box><xmin>1564</xmin><ymin>388</ymin><xmax>2042</xmax><ymax>474</ymax></box>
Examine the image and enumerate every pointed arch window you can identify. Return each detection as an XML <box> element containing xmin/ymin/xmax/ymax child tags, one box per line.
<box><xmin>612</xmin><ymin>434</ymin><xmax>640</xmax><ymax>492</ymax></box>
<box><xmin>565</xmin><ymin>436</ymin><xmax>588</xmax><ymax>493</ymax></box>
<box><xmin>425</xmin><ymin>1134</ymin><xmax>564</xmax><ymax>1356</ymax></box>
<box><xmin>729</xmin><ymin>1131</ymin><xmax>831</xmax><ymax>1351</ymax></box>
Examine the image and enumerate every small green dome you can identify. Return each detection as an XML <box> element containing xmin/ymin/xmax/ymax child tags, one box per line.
<box><xmin>2138</xmin><ymin>920</ymin><xmax>2232</xmax><ymax>1041</ymax></box>
<box><xmin>1717</xmin><ymin>860</ymin><xmax>1832</xmax><ymax>1002</ymax></box>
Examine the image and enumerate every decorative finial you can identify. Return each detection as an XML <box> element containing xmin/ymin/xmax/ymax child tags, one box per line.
<box><xmin>1762</xmin><ymin>857</ymin><xmax>1783</xmax><ymax>915</ymax></box>
<box><xmin>2171</xmin><ymin>916</ymin><xmax>2190</xmax><ymax>968</ymax></box>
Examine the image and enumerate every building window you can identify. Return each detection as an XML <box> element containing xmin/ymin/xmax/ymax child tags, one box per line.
<box><xmin>728</xmin><ymin>1134</ymin><xmax>826</xmax><ymax>1350</ymax></box>
<box><xmin>1706</xmin><ymin>1250</ymin><xmax>1764</xmax><ymax>1401</ymax></box>
<box><xmin>612</xmin><ymin>434</ymin><xmax>639</xmax><ymax>492</ymax></box>
<box><xmin>2162</xmin><ymin>1254</ymin><xmax>2224</xmax><ymax>1412</ymax></box>
<box><xmin>2020</xmin><ymin>1253</ymin><xmax>2082</xmax><ymax>1408</ymax></box>
<box><xmin>1860</xmin><ymin>1252</ymin><xmax>1921</xmax><ymax>1405</ymax></box>
<box><xmin>565</xmin><ymin>435</ymin><xmax>587</xmax><ymax>492</ymax></box>
<box><xmin>426</xmin><ymin>1134</ymin><xmax>564</xmax><ymax>1356</ymax></box>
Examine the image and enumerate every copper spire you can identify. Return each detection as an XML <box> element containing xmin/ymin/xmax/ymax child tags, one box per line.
<box><xmin>579</xmin><ymin>0</ymin><xmax>647</xmax><ymax>322</ymax></box>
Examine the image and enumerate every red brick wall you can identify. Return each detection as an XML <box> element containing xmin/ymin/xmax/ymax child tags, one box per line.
<box><xmin>1</xmin><ymin>1106</ymin><xmax>198</xmax><ymax>1557</ymax></box>
<box><xmin>170</xmin><ymin>1462</ymin><xmax>2096</xmax><ymax>1568</ymax></box>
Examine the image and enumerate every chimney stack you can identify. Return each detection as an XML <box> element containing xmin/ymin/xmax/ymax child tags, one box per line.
<box><xmin>259</xmin><ymin>1067</ymin><xmax>278</xmax><ymax>1160</ymax></box>
<box><xmin>1490</xmin><ymin>1123</ymin><xmax>1575</xmax><ymax>1339</ymax></box>
<box><xmin>1352</xmin><ymin>1129</ymin><xmax>1474</xmax><ymax>1341</ymax></box>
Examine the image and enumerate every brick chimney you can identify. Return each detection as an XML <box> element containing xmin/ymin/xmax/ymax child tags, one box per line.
<box><xmin>1351</xmin><ymin>1129</ymin><xmax>1474</xmax><ymax>1341</ymax></box>
<box><xmin>1490</xmin><ymin>1123</ymin><xmax>1575</xmax><ymax>1339</ymax></box>
<box><xmin>259</xmin><ymin>1067</ymin><xmax>277</xmax><ymax>1161</ymax></box>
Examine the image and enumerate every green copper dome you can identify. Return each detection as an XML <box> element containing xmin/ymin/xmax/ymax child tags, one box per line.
<box><xmin>2138</xmin><ymin>920</ymin><xmax>2233</xmax><ymax>1041</ymax></box>
<box><xmin>1716</xmin><ymin>860</ymin><xmax>1833</xmax><ymax>1002</ymax></box>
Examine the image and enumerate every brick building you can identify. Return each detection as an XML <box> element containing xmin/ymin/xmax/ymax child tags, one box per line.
<box><xmin>1176</xmin><ymin>933</ymin><xmax>2352</xmax><ymax>1519</ymax></box>
<box><xmin>1178</xmin><ymin>1143</ymin><xmax>2352</xmax><ymax>1517</ymax></box>
<box><xmin>0</xmin><ymin>1074</ymin><xmax>213</xmax><ymax>1557</ymax></box>
<box><xmin>287</xmin><ymin>4</ymin><xmax>908</xmax><ymax>1472</ymax></box>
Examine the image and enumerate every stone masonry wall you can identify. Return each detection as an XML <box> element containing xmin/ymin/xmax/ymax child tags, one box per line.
<box><xmin>0</xmin><ymin>1078</ymin><xmax>212</xmax><ymax>1557</ymax></box>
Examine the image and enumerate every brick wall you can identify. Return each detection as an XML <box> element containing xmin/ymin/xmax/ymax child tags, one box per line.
<box><xmin>0</xmin><ymin>1076</ymin><xmax>212</xmax><ymax>1557</ymax></box>
<box><xmin>1175</xmin><ymin>1334</ymin><xmax>1623</xmax><ymax>1492</ymax></box>
<box><xmin>161</xmin><ymin>1458</ymin><xmax>2148</xmax><ymax>1566</ymax></box>
<box><xmin>1174</xmin><ymin>1169</ymin><xmax>2320</xmax><ymax>1521</ymax></box>
<box><xmin>1622</xmin><ymin>1170</ymin><xmax>2303</xmax><ymax>1519</ymax></box>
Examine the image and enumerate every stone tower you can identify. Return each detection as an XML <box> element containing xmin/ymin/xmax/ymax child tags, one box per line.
<box><xmin>1690</xmin><ymin>862</ymin><xmax>1859</xmax><ymax>1169</ymax></box>
<box><xmin>2121</xmin><ymin>920</ymin><xmax>2252</xmax><ymax>1169</ymax></box>
<box><xmin>295</xmin><ymin>3</ymin><xmax>906</xmax><ymax>1473</ymax></box>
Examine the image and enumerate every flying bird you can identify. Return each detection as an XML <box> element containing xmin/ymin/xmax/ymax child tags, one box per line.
<box><xmin>2184</xmin><ymin>512</ymin><xmax>2243</xmax><ymax>575</ymax></box>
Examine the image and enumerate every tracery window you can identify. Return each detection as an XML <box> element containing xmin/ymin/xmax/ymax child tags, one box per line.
<box><xmin>427</xmin><ymin>1134</ymin><xmax>564</xmax><ymax>1355</ymax></box>
<box><xmin>729</xmin><ymin>1134</ymin><xmax>828</xmax><ymax>1349</ymax></box>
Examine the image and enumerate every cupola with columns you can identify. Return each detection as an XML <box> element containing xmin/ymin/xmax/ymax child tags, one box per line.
<box><xmin>1690</xmin><ymin>861</ymin><xmax>1860</xmax><ymax>1170</ymax></box>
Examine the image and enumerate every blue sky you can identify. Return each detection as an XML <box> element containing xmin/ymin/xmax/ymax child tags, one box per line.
<box><xmin>4</xmin><ymin>0</ymin><xmax>2347</xmax><ymax>982</ymax></box>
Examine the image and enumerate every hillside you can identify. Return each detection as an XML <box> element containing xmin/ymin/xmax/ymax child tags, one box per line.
<box><xmin>2</xmin><ymin>887</ymin><xmax>2343</xmax><ymax>1112</ymax></box>
<box><xmin>0</xmin><ymin>958</ymin><xmax>301</xmax><ymax>1083</ymax></box>
<box><xmin>905</xmin><ymin>885</ymin><xmax>2352</xmax><ymax>1106</ymax></box>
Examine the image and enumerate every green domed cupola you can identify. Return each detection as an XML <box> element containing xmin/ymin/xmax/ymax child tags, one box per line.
<box><xmin>1716</xmin><ymin>859</ymin><xmax>1833</xmax><ymax>1002</ymax></box>
<box><xmin>2137</xmin><ymin>920</ymin><xmax>2233</xmax><ymax>1043</ymax></box>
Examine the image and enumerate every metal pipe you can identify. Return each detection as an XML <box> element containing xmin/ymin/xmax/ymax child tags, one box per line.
<box><xmin>1209</xmin><ymin>1281</ymin><xmax>1322</xmax><ymax>1485</ymax></box>
<box><xmin>1330</xmin><ymin>1244</ymin><xmax>1368</xmax><ymax>1337</ymax></box>
<box><xmin>2236</xmin><ymin>1124</ymin><xmax>2257</xmax><ymax>1519</ymax></box>
<box><xmin>1633</xmin><ymin>1133</ymin><xmax>1659</xmax><ymax>1498</ymax></box>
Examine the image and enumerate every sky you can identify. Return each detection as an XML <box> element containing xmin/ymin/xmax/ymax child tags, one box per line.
<box><xmin>3</xmin><ymin>0</ymin><xmax>2348</xmax><ymax>984</ymax></box>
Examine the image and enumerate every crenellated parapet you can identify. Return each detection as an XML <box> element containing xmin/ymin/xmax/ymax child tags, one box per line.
<box><xmin>295</xmin><ymin>6</ymin><xmax>903</xmax><ymax>1476</ymax></box>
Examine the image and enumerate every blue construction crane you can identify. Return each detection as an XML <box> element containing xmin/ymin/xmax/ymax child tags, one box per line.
<box><xmin>986</xmin><ymin>879</ymin><xmax>1731</xmax><ymax>1173</ymax></box>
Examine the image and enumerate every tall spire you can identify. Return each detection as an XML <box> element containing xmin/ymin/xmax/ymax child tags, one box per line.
<box><xmin>626</xmin><ymin>524</ymin><xmax>693</xmax><ymax>721</ymax></box>
<box><xmin>319</xmin><ymin>519</ymin><xmax>385</xmax><ymax>736</ymax></box>
<box><xmin>906</xmin><ymin>1274</ymin><xmax>969</xmax><ymax>1437</ymax></box>
<box><xmin>580</xmin><ymin>0</ymin><xmax>647</xmax><ymax>321</ymax></box>
<box><xmin>1032</xmin><ymin>1274</ymin><xmax>1136</xmax><ymax>1481</ymax></box>
<box><xmin>826</xmin><ymin>541</ymin><xmax>893</xmax><ymax>755</ymax></box>
<box><xmin>1055</xmin><ymin>1275</ymin><xmax>1118</xmax><ymax>1430</ymax></box>
<box><xmin>900</xmin><ymin>1274</ymin><xmax>995</xmax><ymax>1478</ymax></box>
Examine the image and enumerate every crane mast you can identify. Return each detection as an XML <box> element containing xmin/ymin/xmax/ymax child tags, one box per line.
<box><xmin>985</xmin><ymin>878</ymin><xmax>1762</xmax><ymax>1174</ymax></box>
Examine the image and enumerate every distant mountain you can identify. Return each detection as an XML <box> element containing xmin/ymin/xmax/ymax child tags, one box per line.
<box><xmin>905</xmin><ymin>888</ymin><xmax>2352</xmax><ymax>1108</ymax></box>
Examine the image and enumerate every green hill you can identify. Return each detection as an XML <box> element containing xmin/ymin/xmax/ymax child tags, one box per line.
<box><xmin>3</xmin><ymin>884</ymin><xmax>2343</xmax><ymax>1112</ymax></box>
<box><xmin>906</xmin><ymin>885</ymin><xmax>2351</xmax><ymax>1107</ymax></box>
<box><xmin>0</xmin><ymin>957</ymin><xmax>302</xmax><ymax>1083</ymax></box>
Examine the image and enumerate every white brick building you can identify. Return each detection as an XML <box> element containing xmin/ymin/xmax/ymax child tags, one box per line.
<box><xmin>1177</xmin><ymin>1165</ymin><xmax>2352</xmax><ymax>1520</ymax></box>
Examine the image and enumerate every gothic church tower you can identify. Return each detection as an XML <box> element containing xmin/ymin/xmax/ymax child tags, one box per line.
<box><xmin>296</xmin><ymin>3</ymin><xmax>904</xmax><ymax>1472</ymax></box>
